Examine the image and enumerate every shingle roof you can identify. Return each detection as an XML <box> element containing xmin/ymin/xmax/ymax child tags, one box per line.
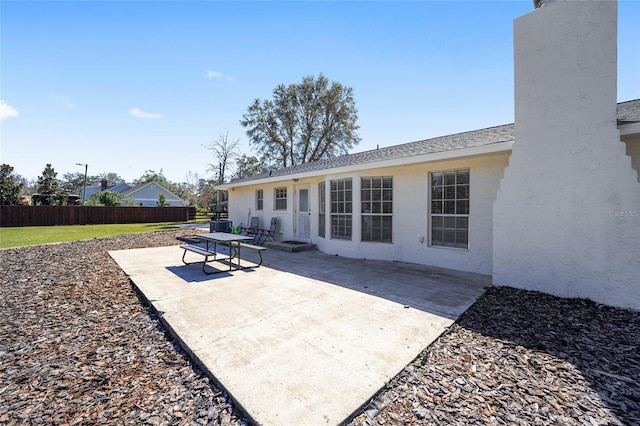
<box><xmin>226</xmin><ymin>99</ymin><xmax>640</xmax><ymax>185</ymax></box>
<box><xmin>617</xmin><ymin>99</ymin><xmax>640</xmax><ymax>124</ymax></box>
<box><xmin>227</xmin><ymin>124</ymin><xmax>515</xmax><ymax>185</ymax></box>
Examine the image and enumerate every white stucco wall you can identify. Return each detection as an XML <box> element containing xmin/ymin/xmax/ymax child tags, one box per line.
<box><xmin>227</xmin><ymin>182</ymin><xmax>296</xmax><ymax>238</ymax></box>
<box><xmin>228</xmin><ymin>152</ymin><xmax>509</xmax><ymax>275</ymax></box>
<box><xmin>493</xmin><ymin>0</ymin><xmax>640</xmax><ymax>309</ymax></box>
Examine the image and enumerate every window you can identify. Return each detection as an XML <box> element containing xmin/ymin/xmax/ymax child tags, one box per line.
<box><xmin>318</xmin><ymin>181</ymin><xmax>326</xmax><ymax>238</ymax></box>
<box><xmin>361</xmin><ymin>177</ymin><xmax>393</xmax><ymax>242</ymax></box>
<box><xmin>274</xmin><ymin>187</ymin><xmax>287</xmax><ymax>210</ymax></box>
<box><xmin>330</xmin><ymin>178</ymin><xmax>352</xmax><ymax>240</ymax></box>
<box><xmin>430</xmin><ymin>169</ymin><xmax>469</xmax><ymax>249</ymax></box>
<box><xmin>255</xmin><ymin>189</ymin><xmax>263</xmax><ymax>211</ymax></box>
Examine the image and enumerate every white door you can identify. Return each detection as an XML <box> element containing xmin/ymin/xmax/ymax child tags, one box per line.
<box><xmin>294</xmin><ymin>184</ymin><xmax>311</xmax><ymax>240</ymax></box>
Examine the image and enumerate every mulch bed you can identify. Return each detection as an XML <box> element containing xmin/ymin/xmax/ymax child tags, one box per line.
<box><xmin>349</xmin><ymin>288</ymin><xmax>640</xmax><ymax>426</ymax></box>
<box><xmin>1</xmin><ymin>230</ymin><xmax>638</xmax><ymax>425</ymax></box>
<box><xmin>0</xmin><ymin>230</ymin><xmax>247</xmax><ymax>425</ymax></box>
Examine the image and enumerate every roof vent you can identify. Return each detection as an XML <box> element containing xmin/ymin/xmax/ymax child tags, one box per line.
<box><xmin>534</xmin><ymin>0</ymin><xmax>555</xmax><ymax>9</ymax></box>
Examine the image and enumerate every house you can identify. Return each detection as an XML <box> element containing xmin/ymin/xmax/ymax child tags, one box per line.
<box><xmin>120</xmin><ymin>181</ymin><xmax>187</xmax><ymax>207</ymax></box>
<box><xmin>217</xmin><ymin>0</ymin><xmax>640</xmax><ymax>310</ymax></box>
<box><xmin>81</xmin><ymin>181</ymin><xmax>131</xmax><ymax>201</ymax></box>
<box><xmin>83</xmin><ymin>180</ymin><xmax>187</xmax><ymax>207</ymax></box>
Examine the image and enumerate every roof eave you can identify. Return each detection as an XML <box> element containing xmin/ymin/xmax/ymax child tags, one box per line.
<box><xmin>619</xmin><ymin>122</ymin><xmax>640</xmax><ymax>136</ymax></box>
<box><xmin>216</xmin><ymin>141</ymin><xmax>515</xmax><ymax>190</ymax></box>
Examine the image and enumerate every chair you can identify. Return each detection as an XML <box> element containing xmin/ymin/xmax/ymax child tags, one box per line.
<box><xmin>252</xmin><ymin>232</ymin><xmax>263</xmax><ymax>245</ymax></box>
<box><xmin>251</xmin><ymin>218</ymin><xmax>277</xmax><ymax>245</ymax></box>
<box><xmin>262</xmin><ymin>218</ymin><xmax>278</xmax><ymax>243</ymax></box>
<box><xmin>243</xmin><ymin>217</ymin><xmax>260</xmax><ymax>236</ymax></box>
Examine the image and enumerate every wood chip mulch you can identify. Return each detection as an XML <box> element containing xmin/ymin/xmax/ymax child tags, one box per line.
<box><xmin>0</xmin><ymin>230</ymin><xmax>247</xmax><ymax>426</ymax></box>
<box><xmin>1</xmin><ymin>230</ymin><xmax>638</xmax><ymax>425</ymax></box>
<box><xmin>349</xmin><ymin>288</ymin><xmax>640</xmax><ymax>426</ymax></box>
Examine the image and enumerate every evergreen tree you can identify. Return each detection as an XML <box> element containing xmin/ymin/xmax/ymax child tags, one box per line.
<box><xmin>0</xmin><ymin>164</ymin><xmax>23</xmax><ymax>205</ymax></box>
<box><xmin>156</xmin><ymin>193</ymin><xmax>170</xmax><ymax>207</ymax></box>
<box><xmin>36</xmin><ymin>164</ymin><xmax>66</xmax><ymax>205</ymax></box>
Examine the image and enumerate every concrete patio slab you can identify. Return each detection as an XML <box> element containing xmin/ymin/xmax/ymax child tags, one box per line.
<box><xmin>109</xmin><ymin>245</ymin><xmax>489</xmax><ymax>425</ymax></box>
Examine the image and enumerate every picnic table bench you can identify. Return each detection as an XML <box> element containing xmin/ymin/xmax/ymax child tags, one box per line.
<box><xmin>180</xmin><ymin>244</ymin><xmax>219</xmax><ymax>274</ymax></box>
<box><xmin>231</xmin><ymin>241</ymin><xmax>266</xmax><ymax>266</ymax></box>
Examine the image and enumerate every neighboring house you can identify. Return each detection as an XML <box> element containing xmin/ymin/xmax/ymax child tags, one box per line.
<box><xmin>120</xmin><ymin>181</ymin><xmax>187</xmax><ymax>207</ymax></box>
<box><xmin>83</xmin><ymin>180</ymin><xmax>187</xmax><ymax>207</ymax></box>
<box><xmin>217</xmin><ymin>0</ymin><xmax>640</xmax><ymax>310</ymax></box>
<box><xmin>82</xmin><ymin>182</ymin><xmax>131</xmax><ymax>201</ymax></box>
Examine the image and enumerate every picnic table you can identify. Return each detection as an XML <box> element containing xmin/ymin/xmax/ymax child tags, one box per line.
<box><xmin>180</xmin><ymin>232</ymin><xmax>266</xmax><ymax>274</ymax></box>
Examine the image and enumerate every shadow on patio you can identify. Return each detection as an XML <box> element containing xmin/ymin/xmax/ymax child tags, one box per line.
<box><xmin>239</xmin><ymin>246</ymin><xmax>491</xmax><ymax>320</ymax></box>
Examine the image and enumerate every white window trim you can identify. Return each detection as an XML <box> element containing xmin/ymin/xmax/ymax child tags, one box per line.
<box><xmin>428</xmin><ymin>169</ymin><xmax>470</xmax><ymax>250</ymax></box>
<box><xmin>274</xmin><ymin>187</ymin><xmax>287</xmax><ymax>211</ymax></box>
<box><xmin>361</xmin><ymin>176</ymin><xmax>393</xmax><ymax>243</ymax></box>
<box><xmin>330</xmin><ymin>178</ymin><xmax>353</xmax><ymax>240</ymax></box>
<box><xmin>255</xmin><ymin>189</ymin><xmax>264</xmax><ymax>211</ymax></box>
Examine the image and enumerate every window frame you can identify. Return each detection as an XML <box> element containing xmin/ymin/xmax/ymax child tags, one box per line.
<box><xmin>330</xmin><ymin>178</ymin><xmax>352</xmax><ymax>240</ymax></box>
<box><xmin>255</xmin><ymin>189</ymin><xmax>264</xmax><ymax>211</ymax></box>
<box><xmin>318</xmin><ymin>181</ymin><xmax>326</xmax><ymax>238</ymax></box>
<box><xmin>274</xmin><ymin>187</ymin><xmax>287</xmax><ymax>211</ymax></box>
<box><xmin>361</xmin><ymin>176</ymin><xmax>393</xmax><ymax>243</ymax></box>
<box><xmin>429</xmin><ymin>169</ymin><xmax>470</xmax><ymax>249</ymax></box>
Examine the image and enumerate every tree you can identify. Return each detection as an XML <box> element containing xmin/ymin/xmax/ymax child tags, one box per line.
<box><xmin>14</xmin><ymin>174</ymin><xmax>36</xmax><ymax>195</ymax></box>
<box><xmin>60</xmin><ymin>172</ymin><xmax>86</xmax><ymax>195</ymax></box>
<box><xmin>85</xmin><ymin>190</ymin><xmax>123</xmax><ymax>206</ymax></box>
<box><xmin>203</xmin><ymin>132</ymin><xmax>240</xmax><ymax>184</ymax></box>
<box><xmin>36</xmin><ymin>164</ymin><xmax>66</xmax><ymax>205</ymax></box>
<box><xmin>156</xmin><ymin>193</ymin><xmax>170</xmax><ymax>207</ymax></box>
<box><xmin>233</xmin><ymin>154</ymin><xmax>263</xmax><ymax>180</ymax></box>
<box><xmin>173</xmin><ymin>182</ymin><xmax>195</xmax><ymax>206</ymax></box>
<box><xmin>61</xmin><ymin>171</ymin><xmax>126</xmax><ymax>202</ymax></box>
<box><xmin>172</xmin><ymin>171</ymin><xmax>201</xmax><ymax>206</ymax></box>
<box><xmin>0</xmin><ymin>164</ymin><xmax>23</xmax><ymax>205</ymax></box>
<box><xmin>197</xmin><ymin>180</ymin><xmax>217</xmax><ymax>211</ymax></box>
<box><xmin>134</xmin><ymin>169</ymin><xmax>171</xmax><ymax>186</ymax></box>
<box><xmin>133</xmin><ymin>169</ymin><xmax>182</xmax><ymax>194</ymax></box>
<box><xmin>240</xmin><ymin>74</ymin><xmax>361</xmax><ymax>169</ymax></box>
<box><xmin>94</xmin><ymin>172</ymin><xmax>125</xmax><ymax>186</ymax></box>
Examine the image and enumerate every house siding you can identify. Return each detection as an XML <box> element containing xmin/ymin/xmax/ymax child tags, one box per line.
<box><xmin>126</xmin><ymin>183</ymin><xmax>186</xmax><ymax>207</ymax></box>
<box><xmin>221</xmin><ymin>1</ymin><xmax>640</xmax><ymax>311</ymax></box>
<box><xmin>623</xmin><ymin>134</ymin><xmax>640</xmax><ymax>179</ymax></box>
<box><xmin>228</xmin><ymin>152</ymin><xmax>509</xmax><ymax>276</ymax></box>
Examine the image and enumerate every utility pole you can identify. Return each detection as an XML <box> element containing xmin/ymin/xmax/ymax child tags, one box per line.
<box><xmin>76</xmin><ymin>163</ymin><xmax>88</xmax><ymax>204</ymax></box>
<box><xmin>216</xmin><ymin>162</ymin><xmax>222</xmax><ymax>213</ymax></box>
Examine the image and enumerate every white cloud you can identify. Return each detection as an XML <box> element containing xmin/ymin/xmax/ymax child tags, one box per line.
<box><xmin>206</xmin><ymin>70</ymin><xmax>236</xmax><ymax>82</ymax></box>
<box><xmin>129</xmin><ymin>107</ymin><xmax>163</xmax><ymax>119</ymax></box>
<box><xmin>0</xmin><ymin>100</ymin><xmax>19</xmax><ymax>120</ymax></box>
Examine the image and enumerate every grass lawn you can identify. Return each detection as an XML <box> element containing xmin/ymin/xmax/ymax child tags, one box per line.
<box><xmin>0</xmin><ymin>222</ymin><xmax>188</xmax><ymax>249</ymax></box>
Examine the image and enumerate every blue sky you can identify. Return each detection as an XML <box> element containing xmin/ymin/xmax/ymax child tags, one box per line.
<box><xmin>2</xmin><ymin>1</ymin><xmax>639</xmax><ymax>184</ymax></box>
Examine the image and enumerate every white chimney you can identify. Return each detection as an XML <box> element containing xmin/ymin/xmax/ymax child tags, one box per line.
<box><xmin>493</xmin><ymin>0</ymin><xmax>640</xmax><ymax>309</ymax></box>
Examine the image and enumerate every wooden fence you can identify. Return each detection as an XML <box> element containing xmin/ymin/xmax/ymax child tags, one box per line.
<box><xmin>0</xmin><ymin>206</ymin><xmax>195</xmax><ymax>227</ymax></box>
